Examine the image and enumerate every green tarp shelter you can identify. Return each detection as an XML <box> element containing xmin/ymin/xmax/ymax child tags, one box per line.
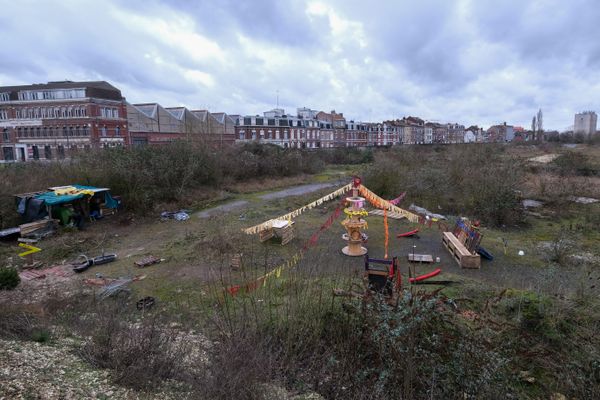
<box><xmin>34</xmin><ymin>185</ymin><xmax>119</xmax><ymax>208</ymax></box>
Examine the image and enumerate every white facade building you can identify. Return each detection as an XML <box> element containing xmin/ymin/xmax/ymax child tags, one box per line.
<box><xmin>574</xmin><ymin>111</ymin><xmax>597</xmax><ymax>137</ymax></box>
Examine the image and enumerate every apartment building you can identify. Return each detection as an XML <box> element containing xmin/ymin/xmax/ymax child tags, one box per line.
<box><xmin>0</xmin><ymin>81</ymin><xmax>127</xmax><ymax>162</ymax></box>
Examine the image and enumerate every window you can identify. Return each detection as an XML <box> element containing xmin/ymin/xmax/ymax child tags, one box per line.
<box><xmin>58</xmin><ymin>145</ymin><xmax>65</xmax><ymax>159</ymax></box>
<box><xmin>278</xmin><ymin>119</ymin><xmax>288</xmax><ymax>127</ymax></box>
<box><xmin>80</xmin><ymin>107</ymin><xmax>87</xmax><ymax>117</ymax></box>
<box><xmin>0</xmin><ymin>92</ymin><xmax>9</xmax><ymax>102</ymax></box>
<box><xmin>0</xmin><ymin>109</ymin><xmax>7</xmax><ymax>119</ymax></box>
<box><xmin>83</xmin><ymin>126</ymin><xmax>89</xmax><ymax>136</ymax></box>
<box><xmin>268</xmin><ymin>119</ymin><xmax>275</xmax><ymax>126</ymax></box>
<box><xmin>243</xmin><ymin>117</ymin><xmax>251</xmax><ymax>125</ymax></box>
<box><xmin>35</xmin><ymin>127</ymin><xmax>41</xmax><ymax>137</ymax></box>
<box><xmin>2</xmin><ymin>147</ymin><xmax>14</xmax><ymax>161</ymax></box>
<box><xmin>16</xmin><ymin>128</ymin><xmax>22</xmax><ymax>138</ymax></box>
<box><xmin>101</xmin><ymin>126</ymin><xmax>107</xmax><ymax>136</ymax></box>
<box><xmin>115</xmin><ymin>126</ymin><xmax>120</xmax><ymax>136</ymax></box>
<box><xmin>32</xmin><ymin>145</ymin><xmax>39</xmax><ymax>160</ymax></box>
<box><xmin>2</xmin><ymin>128</ymin><xmax>9</xmax><ymax>142</ymax></box>
<box><xmin>75</xmin><ymin>126</ymin><xmax>79</xmax><ymax>136</ymax></box>
<box><xmin>69</xmin><ymin>126</ymin><xmax>74</xmax><ymax>138</ymax></box>
<box><xmin>255</xmin><ymin>118</ymin><xmax>264</xmax><ymax>125</ymax></box>
<box><xmin>63</xmin><ymin>126</ymin><xmax>68</xmax><ymax>137</ymax></box>
<box><xmin>239</xmin><ymin>132</ymin><xmax>245</xmax><ymax>140</ymax></box>
<box><xmin>44</xmin><ymin>145</ymin><xmax>52</xmax><ymax>159</ymax></box>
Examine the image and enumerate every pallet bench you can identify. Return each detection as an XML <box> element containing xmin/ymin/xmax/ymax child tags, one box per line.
<box><xmin>442</xmin><ymin>232</ymin><xmax>480</xmax><ymax>269</ymax></box>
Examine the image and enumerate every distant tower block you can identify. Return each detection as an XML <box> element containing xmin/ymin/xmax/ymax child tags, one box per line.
<box><xmin>341</xmin><ymin>180</ymin><xmax>368</xmax><ymax>257</ymax></box>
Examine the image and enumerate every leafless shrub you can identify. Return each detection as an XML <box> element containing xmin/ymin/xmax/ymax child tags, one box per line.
<box><xmin>77</xmin><ymin>302</ymin><xmax>190</xmax><ymax>390</ymax></box>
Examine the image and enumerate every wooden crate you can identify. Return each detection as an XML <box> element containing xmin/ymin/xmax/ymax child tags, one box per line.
<box><xmin>259</xmin><ymin>228</ymin><xmax>274</xmax><ymax>242</ymax></box>
<box><xmin>279</xmin><ymin>225</ymin><xmax>295</xmax><ymax>246</ymax></box>
<box><xmin>442</xmin><ymin>232</ymin><xmax>480</xmax><ymax>269</ymax></box>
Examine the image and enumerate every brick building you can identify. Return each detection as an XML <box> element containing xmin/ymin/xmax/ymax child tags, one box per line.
<box><xmin>0</xmin><ymin>81</ymin><xmax>127</xmax><ymax>162</ymax></box>
<box><xmin>316</xmin><ymin>110</ymin><xmax>346</xmax><ymax>148</ymax></box>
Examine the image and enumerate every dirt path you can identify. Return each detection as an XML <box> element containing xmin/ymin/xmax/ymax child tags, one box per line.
<box><xmin>259</xmin><ymin>182</ymin><xmax>336</xmax><ymax>200</ymax></box>
<box><xmin>196</xmin><ymin>181</ymin><xmax>340</xmax><ymax>218</ymax></box>
<box><xmin>196</xmin><ymin>200</ymin><xmax>249</xmax><ymax>218</ymax></box>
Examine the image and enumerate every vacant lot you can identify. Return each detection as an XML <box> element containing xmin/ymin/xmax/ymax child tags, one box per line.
<box><xmin>1</xmin><ymin>143</ymin><xmax>599</xmax><ymax>399</ymax></box>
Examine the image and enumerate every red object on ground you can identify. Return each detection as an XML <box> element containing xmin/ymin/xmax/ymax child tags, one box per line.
<box><xmin>397</xmin><ymin>228</ymin><xmax>420</xmax><ymax>238</ymax></box>
<box><xmin>409</xmin><ymin>268</ymin><xmax>441</xmax><ymax>283</ymax></box>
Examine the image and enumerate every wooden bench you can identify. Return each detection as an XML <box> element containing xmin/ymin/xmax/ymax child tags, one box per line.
<box><xmin>442</xmin><ymin>232</ymin><xmax>480</xmax><ymax>269</ymax></box>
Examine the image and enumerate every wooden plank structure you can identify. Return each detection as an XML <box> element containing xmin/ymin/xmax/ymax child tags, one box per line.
<box><xmin>442</xmin><ymin>231</ymin><xmax>480</xmax><ymax>269</ymax></box>
<box><xmin>259</xmin><ymin>228</ymin><xmax>275</xmax><ymax>242</ymax></box>
<box><xmin>408</xmin><ymin>253</ymin><xmax>434</xmax><ymax>263</ymax></box>
<box><xmin>259</xmin><ymin>220</ymin><xmax>295</xmax><ymax>245</ymax></box>
<box><xmin>368</xmin><ymin>209</ymin><xmax>406</xmax><ymax>220</ymax></box>
<box><xmin>279</xmin><ymin>224</ymin><xmax>295</xmax><ymax>246</ymax></box>
<box><xmin>19</xmin><ymin>219</ymin><xmax>58</xmax><ymax>236</ymax></box>
<box><xmin>230</xmin><ymin>253</ymin><xmax>242</xmax><ymax>270</ymax></box>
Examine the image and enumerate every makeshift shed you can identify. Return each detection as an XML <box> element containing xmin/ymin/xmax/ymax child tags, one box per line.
<box><xmin>15</xmin><ymin>184</ymin><xmax>120</xmax><ymax>224</ymax></box>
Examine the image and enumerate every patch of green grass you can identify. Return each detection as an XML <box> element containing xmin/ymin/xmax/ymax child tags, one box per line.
<box><xmin>31</xmin><ymin>328</ymin><xmax>51</xmax><ymax>343</ymax></box>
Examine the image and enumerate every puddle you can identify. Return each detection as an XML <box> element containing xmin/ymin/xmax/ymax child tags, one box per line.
<box><xmin>569</xmin><ymin>196</ymin><xmax>599</xmax><ymax>204</ymax></box>
<box><xmin>528</xmin><ymin>154</ymin><xmax>559</xmax><ymax>163</ymax></box>
<box><xmin>523</xmin><ymin>199</ymin><xmax>544</xmax><ymax>208</ymax></box>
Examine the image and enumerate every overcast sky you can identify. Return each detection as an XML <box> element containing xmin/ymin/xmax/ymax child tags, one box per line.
<box><xmin>1</xmin><ymin>0</ymin><xmax>599</xmax><ymax>130</ymax></box>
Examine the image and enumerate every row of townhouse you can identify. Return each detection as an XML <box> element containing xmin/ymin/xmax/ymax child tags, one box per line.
<box><xmin>0</xmin><ymin>80</ymin><xmax>236</xmax><ymax>162</ymax></box>
<box><xmin>234</xmin><ymin>109</ymin><xmax>475</xmax><ymax>148</ymax></box>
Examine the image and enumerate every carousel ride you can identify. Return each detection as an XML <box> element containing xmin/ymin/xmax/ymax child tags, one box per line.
<box><xmin>341</xmin><ymin>182</ymin><xmax>369</xmax><ymax>256</ymax></box>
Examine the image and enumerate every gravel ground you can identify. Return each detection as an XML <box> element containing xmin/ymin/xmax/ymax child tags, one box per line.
<box><xmin>0</xmin><ymin>338</ymin><xmax>177</xmax><ymax>400</ymax></box>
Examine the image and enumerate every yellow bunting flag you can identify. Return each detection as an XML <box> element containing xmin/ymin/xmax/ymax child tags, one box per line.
<box><xmin>243</xmin><ymin>183</ymin><xmax>353</xmax><ymax>235</ymax></box>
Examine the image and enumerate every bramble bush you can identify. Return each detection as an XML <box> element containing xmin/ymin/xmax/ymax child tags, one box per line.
<box><xmin>0</xmin><ymin>267</ymin><xmax>20</xmax><ymax>290</ymax></box>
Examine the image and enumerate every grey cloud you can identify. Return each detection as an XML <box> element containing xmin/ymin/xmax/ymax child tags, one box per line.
<box><xmin>0</xmin><ymin>0</ymin><xmax>599</xmax><ymax>129</ymax></box>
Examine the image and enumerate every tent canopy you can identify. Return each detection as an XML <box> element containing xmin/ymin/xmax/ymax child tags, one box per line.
<box><xmin>34</xmin><ymin>185</ymin><xmax>109</xmax><ymax>206</ymax></box>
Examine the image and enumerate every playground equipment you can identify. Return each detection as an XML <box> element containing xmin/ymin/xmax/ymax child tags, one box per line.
<box><xmin>341</xmin><ymin>180</ymin><xmax>368</xmax><ymax>256</ymax></box>
<box><xmin>232</xmin><ymin>177</ymin><xmax>452</xmax><ymax>297</ymax></box>
<box><xmin>442</xmin><ymin>218</ymin><xmax>482</xmax><ymax>269</ymax></box>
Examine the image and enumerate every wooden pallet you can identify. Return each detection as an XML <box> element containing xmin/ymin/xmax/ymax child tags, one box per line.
<box><xmin>279</xmin><ymin>225</ymin><xmax>295</xmax><ymax>246</ymax></box>
<box><xmin>259</xmin><ymin>228</ymin><xmax>274</xmax><ymax>242</ymax></box>
<box><xmin>230</xmin><ymin>253</ymin><xmax>242</xmax><ymax>270</ymax></box>
<box><xmin>19</xmin><ymin>219</ymin><xmax>58</xmax><ymax>236</ymax></box>
<box><xmin>408</xmin><ymin>253</ymin><xmax>434</xmax><ymax>263</ymax></box>
<box><xmin>368</xmin><ymin>209</ymin><xmax>406</xmax><ymax>220</ymax></box>
<box><xmin>442</xmin><ymin>232</ymin><xmax>480</xmax><ymax>269</ymax></box>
